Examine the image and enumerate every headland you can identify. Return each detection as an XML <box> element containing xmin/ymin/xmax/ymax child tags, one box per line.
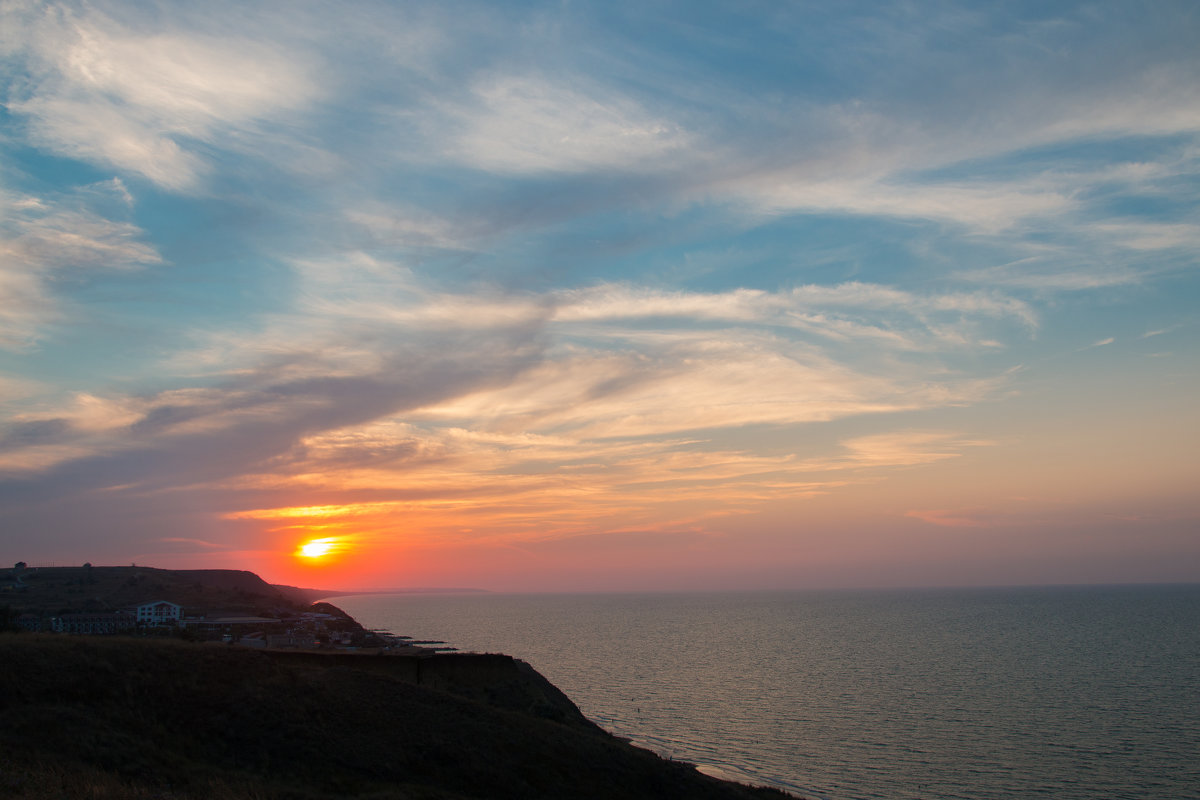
<box><xmin>0</xmin><ymin>564</ymin><xmax>796</xmax><ymax>799</ymax></box>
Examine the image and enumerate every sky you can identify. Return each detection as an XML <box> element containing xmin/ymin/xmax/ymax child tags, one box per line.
<box><xmin>1</xmin><ymin>0</ymin><xmax>1197</xmax><ymax>592</ymax></box>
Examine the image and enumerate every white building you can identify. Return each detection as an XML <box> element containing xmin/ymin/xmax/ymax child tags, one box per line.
<box><xmin>131</xmin><ymin>600</ymin><xmax>182</xmax><ymax>625</ymax></box>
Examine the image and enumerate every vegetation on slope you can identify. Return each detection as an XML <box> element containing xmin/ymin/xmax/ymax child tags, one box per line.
<box><xmin>1</xmin><ymin>564</ymin><xmax>318</xmax><ymax>619</ymax></box>
<box><xmin>0</xmin><ymin>635</ymin><xmax>795</xmax><ymax>800</ymax></box>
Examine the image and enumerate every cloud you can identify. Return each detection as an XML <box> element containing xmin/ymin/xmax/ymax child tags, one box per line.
<box><xmin>0</xmin><ymin>314</ymin><xmax>551</xmax><ymax>556</ymax></box>
<box><xmin>177</xmin><ymin>260</ymin><xmax>1019</xmax><ymax>542</ymax></box>
<box><xmin>440</xmin><ymin>74</ymin><xmax>692</xmax><ymax>174</ymax></box>
<box><xmin>954</xmin><ymin>259</ymin><xmax>1143</xmax><ymax>291</ymax></box>
<box><xmin>16</xmin><ymin>97</ymin><xmax>207</xmax><ymax>190</ymax></box>
<box><xmin>7</xmin><ymin>3</ymin><xmax>321</xmax><ymax>190</ymax></box>
<box><xmin>840</xmin><ymin>431</ymin><xmax>994</xmax><ymax>468</ymax></box>
<box><xmin>360</xmin><ymin>275</ymin><xmax>1033</xmax><ymax>443</ymax></box>
<box><xmin>207</xmin><ymin>424</ymin><xmax>999</xmax><ymax>550</ymax></box>
<box><xmin>554</xmin><ymin>281</ymin><xmax>1036</xmax><ymax>333</ymax></box>
<box><xmin>166</xmin><ymin>254</ymin><xmax>1033</xmax><ymax>445</ymax></box>
<box><xmin>344</xmin><ymin>207</ymin><xmax>483</xmax><ymax>253</ymax></box>
<box><xmin>3</xmin><ymin>1</ymin><xmax>1196</xmax><ymax>575</ymax></box>
<box><xmin>416</xmin><ymin>335</ymin><xmax>995</xmax><ymax>440</ymax></box>
<box><xmin>1093</xmin><ymin>222</ymin><xmax>1200</xmax><ymax>252</ymax></box>
<box><xmin>742</xmin><ymin>174</ymin><xmax>1073</xmax><ymax>234</ymax></box>
<box><xmin>656</xmin><ymin>7</ymin><xmax>1200</xmax><ymax>257</ymax></box>
<box><xmin>0</xmin><ymin>180</ymin><xmax>161</xmax><ymax>349</ymax></box>
<box><xmin>0</xmin><ymin>248</ymin><xmax>1022</xmax><ymax>552</ymax></box>
<box><xmin>214</xmin><ymin>424</ymin><xmax>840</xmax><ymax>548</ymax></box>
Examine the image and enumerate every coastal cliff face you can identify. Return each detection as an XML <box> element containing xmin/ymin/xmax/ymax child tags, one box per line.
<box><xmin>0</xmin><ymin>635</ymin><xmax>794</xmax><ymax>800</ymax></box>
<box><xmin>262</xmin><ymin>650</ymin><xmax>603</xmax><ymax>730</ymax></box>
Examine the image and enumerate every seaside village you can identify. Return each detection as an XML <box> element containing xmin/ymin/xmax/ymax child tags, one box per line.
<box><xmin>19</xmin><ymin>599</ymin><xmax>359</xmax><ymax>650</ymax></box>
<box><xmin>1</xmin><ymin>563</ymin><xmax>435</xmax><ymax>653</ymax></box>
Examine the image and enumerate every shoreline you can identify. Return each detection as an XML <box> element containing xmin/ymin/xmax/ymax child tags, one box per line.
<box><xmin>0</xmin><ymin>632</ymin><xmax>800</xmax><ymax>799</ymax></box>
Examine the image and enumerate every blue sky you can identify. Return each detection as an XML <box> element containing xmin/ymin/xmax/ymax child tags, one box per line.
<box><xmin>1</xmin><ymin>0</ymin><xmax>1197</xmax><ymax>590</ymax></box>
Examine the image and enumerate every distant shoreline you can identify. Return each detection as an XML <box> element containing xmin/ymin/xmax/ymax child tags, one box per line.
<box><xmin>283</xmin><ymin>585</ymin><xmax>491</xmax><ymax>603</ymax></box>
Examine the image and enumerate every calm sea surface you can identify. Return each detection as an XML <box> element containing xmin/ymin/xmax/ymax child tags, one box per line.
<box><xmin>331</xmin><ymin>585</ymin><xmax>1200</xmax><ymax>800</ymax></box>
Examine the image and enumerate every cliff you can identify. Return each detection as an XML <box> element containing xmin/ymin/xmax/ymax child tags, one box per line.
<box><xmin>0</xmin><ymin>635</ymin><xmax>795</xmax><ymax>799</ymax></box>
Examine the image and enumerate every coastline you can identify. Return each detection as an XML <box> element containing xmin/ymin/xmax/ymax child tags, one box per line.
<box><xmin>0</xmin><ymin>633</ymin><xmax>799</xmax><ymax>799</ymax></box>
<box><xmin>0</xmin><ymin>566</ymin><xmax>801</xmax><ymax>799</ymax></box>
<box><xmin>328</xmin><ymin>585</ymin><xmax>1200</xmax><ymax>800</ymax></box>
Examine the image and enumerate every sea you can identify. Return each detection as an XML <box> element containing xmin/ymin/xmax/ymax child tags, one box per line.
<box><xmin>330</xmin><ymin>585</ymin><xmax>1200</xmax><ymax>800</ymax></box>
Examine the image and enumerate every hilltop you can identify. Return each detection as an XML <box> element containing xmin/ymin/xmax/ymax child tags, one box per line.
<box><xmin>1</xmin><ymin>564</ymin><xmax>325</xmax><ymax>618</ymax></box>
<box><xmin>0</xmin><ymin>564</ymin><xmax>489</xmax><ymax>617</ymax></box>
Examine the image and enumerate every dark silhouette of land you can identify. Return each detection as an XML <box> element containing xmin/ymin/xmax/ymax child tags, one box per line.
<box><xmin>2</xmin><ymin>564</ymin><xmax>318</xmax><ymax>616</ymax></box>
<box><xmin>0</xmin><ymin>562</ymin><xmax>485</xmax><ymax>614</ymax></box>
<box><xmin>0</xmin><ymin>565</ymin><xmax>799</xmax><ymax>799</ymax></box>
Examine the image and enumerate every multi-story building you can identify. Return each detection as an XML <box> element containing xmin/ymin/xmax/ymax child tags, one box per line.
<box><xmin>130</xmin><ymin>600</ymin><xmax>183</xmax><ymax>626</ymax></box>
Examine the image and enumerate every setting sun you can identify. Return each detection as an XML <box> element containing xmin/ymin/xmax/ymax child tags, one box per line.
<box><xmin>298</xmin><ymin>538</ymin><xmax>336</xmax><ymax>559</ymax></box>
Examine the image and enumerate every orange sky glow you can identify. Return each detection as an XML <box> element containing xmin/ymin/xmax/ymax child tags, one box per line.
<box><xmin>3</xmin><ymin>2</ymin><xmax>1198</xmax><ymax>593</ymax></box>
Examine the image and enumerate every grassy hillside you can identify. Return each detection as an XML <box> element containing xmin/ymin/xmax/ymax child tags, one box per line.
<box><xmin>1</xmin><ymin>565</ymin><xmax>318</xmax><ymax>617</ymax></box>
<box><xmin>0</xmin><ymin>635</ymin><xmax>795</xmax><ymax>800</ymax></box>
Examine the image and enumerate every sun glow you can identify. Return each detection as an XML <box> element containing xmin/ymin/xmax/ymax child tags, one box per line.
<box><xmin>297</xmin><ymin>537</ymin><xmax>337</xmax><ymax>559</ymax></box>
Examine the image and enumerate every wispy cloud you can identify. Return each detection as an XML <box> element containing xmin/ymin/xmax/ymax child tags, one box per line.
<box><xmin>954</xmin><ymin>260</ymin><xmax>1143</xmax><ymax>291</ymax></box>
<box><xmin>0</xmin><ymin>179</ymin><xmax>160</xmax><ymax>349</ymax></box>
<box><xmin>6</xmin><ymin>3</ymin><xmax>322</xmax><ymax>190</ymax></box>
<box><xmin>742</xmin><ymin>174</ymin><xmax>1073</xmax><ymax>234</ymax></box>
<box><xmin>439</xmin><ymin>74</ymin><xmax>692</xmax><ymax>174</ymax></box>
<box><xmin>0</xmin><ymin>243</ymin><xmax>1022</xmax><ymax>550</ymax></box>
<box><xmin>554</xmin><ymin>282</ymin><xmax>1036</xmax><ymax>333</ymax></box>
<box><xmin>1093</xmin><ymin>222</ymin><xmax>1200</xmax><ymax>252</ymax></box>
<box><xmin>415</xmin><ymin>333</ymin><xmax>998</xmax><ymax>440</ymax></box>
<box><xmin>839</xmin><ymin>432</ymin><xmax>994</xmax><ymax>469</ymax></box>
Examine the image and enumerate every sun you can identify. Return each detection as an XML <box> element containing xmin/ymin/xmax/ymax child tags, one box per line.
<box><xmin>297</xmin><ymin>538</ymin><xmax>336</xmax><ymax>559</ymax></box>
